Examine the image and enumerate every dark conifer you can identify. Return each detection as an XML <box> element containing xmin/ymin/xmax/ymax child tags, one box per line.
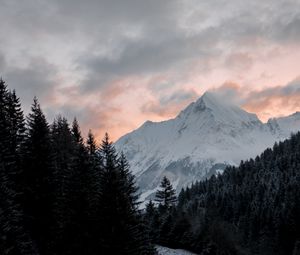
<box><xmin>50</xmin><ymin>116</ymin><xmax>82</xmax><ymax>254</ymax></box>
<box><xmin>155</xmin><ymin>176</ymin><xmax>177</xmax><ymax>208</ymax></box>
<box><xmin>98</xmin><ymin>133</ymin><xmax>155</xmax><ymax>254</ymax></box>
<box><xmin>0</xmin><ymin>79</ymin><xmax>37</xmax><ymax>254</ymax></box>
<box><xmin>21</xmin><ymin>97</ymin><xmax>53</xmax><ymax>254</ymax></box>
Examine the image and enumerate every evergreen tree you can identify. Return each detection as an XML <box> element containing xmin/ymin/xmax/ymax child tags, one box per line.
<box><xmin>21</xmin><ymin>97</ymin><xmax>52</xmax><ymax>254</ymax></box>
<box><xmin>144</xmin><ymin>200</ymin><xmax>160</xmax><ymax>244</ymax></box>
<box><xmin>71</xmin><ymin>118</ymin><xmax>83</xmax><ymax>145</ymax></box>
<box><xmin>70</xmin><ymin>118</ymin><xmax>90</xmax><ymax>254</ymax></box>
<box><xmin>145</xmin><ymin>200</ymin><xmax>156</xmax><ymax>219</ymax></box>
<box><xmin>118</xmin><ymin>152</ymin><xmax>140</xmax><ymax>208</ymax></box>
<box><xmin>0</xmin><ymin>79</ymin><xmax>37</xmax><ymax>254</ymax></box>
<box><xmin>81</xmin><ymin>130</ymin><xmax>103</xmax><ymax>254</ymax></box>
<box><xmin>50</xmin><ymin>116</ymin><xmax>83</xmax><ymax>255</ymax></box>
<box><xmin>155</xmin><ymin>176</ymin><xmax>177</xmax><ymax>208</ymax></box>
<box><xmin>98</xmin><ymin>133</ymin><xmax>155</xmax><ymax>254</ymax></box>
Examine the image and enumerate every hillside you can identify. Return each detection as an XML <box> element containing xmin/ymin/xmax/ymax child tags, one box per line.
<box><xmin>145</xmin><ymin>132</ymin><xmax>300</xmax><ymax>254</ymax></box>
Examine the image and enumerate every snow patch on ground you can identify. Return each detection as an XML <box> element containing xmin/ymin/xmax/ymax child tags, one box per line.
<box><xmin>156</xmin><ymin>246</ymin><xmax>198</xmax><ymax>255</ymax></box>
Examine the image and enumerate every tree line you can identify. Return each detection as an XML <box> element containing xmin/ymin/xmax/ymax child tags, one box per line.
<box><xmin>0</xmin><ymin>79</ymin><xmax>156</xmax><ymax>255</ymax></box>
<box><xmin>145</xmin><ymin>133</ymin><xmax>300</xmax><ymax>255</ymax></box>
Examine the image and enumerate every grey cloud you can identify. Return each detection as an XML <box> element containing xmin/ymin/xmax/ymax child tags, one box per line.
<box><xmin>77</xmin><ymin>0</ymin><xmax>300</xmax><ymax>93</ymax></box>
<box><xmin>0</xmin><ymin>53</ymin><xmax>6</xmax><ymax>71</ymax></box>
<box><xmin>2</xmin><ymin>0</ymin><xmax>300</xmax><ymax>89</ymax></box>
<box><xmin>78</xmin><ymin>27</ymin><xmax>221</xmax><ymax>92</ymax></box>
<box><xmin>208</xmin><ymin>77</ymin><xmax>300</xmax><ymax>124</ymax></box>
<box><xmin>1</xmin><ymin>0</ymin><xmax>300</xmax><ymax>137</ymax></box>
<box><xmin>159</xmin><ymin>90</ymin><xmax>198</xmax><ymax>106</ymax></box>
<box><xmin>274</xmin><ymin>17</ymin><xmax>300</xmax><ymax>43</ymax></box>
<box><xmin>141</xmin><ymin>89</ymin><xmax>198</xmax><ymax>117</ymax></box>
<box><xmin>247</xmin><ymin>78</ymin><xmax>300</xmax><ymax>100</ymax></box>
<box><xmin>3</xmin><ymin>58</ymin><xmax>59</xmax><ymax>111</ymax></box>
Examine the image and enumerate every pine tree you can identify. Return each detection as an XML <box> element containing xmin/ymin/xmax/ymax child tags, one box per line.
<box><xmin>72</xmin><ymin>121</ymin><xmax>101</xmax><ymax>255</ymax></box>
<box><xmin>50</xmin><ymin>116</ymin><xmax>83</xmax><ymax>254</ymax></box>
<box><xmin>144</xmin><ymin>200</ymin><xmax>160</xmax><ymax>244</ymax></box>
<box><xmin>0</xmin><ymin>79</ymin><xmax>37</xmax><ymax>254</ymax></box>
<box><xmin>21</xmin><ymin>97</ymin><xmax>53</xmax><ymax>254</ymax></box>
<box><xmin>7</xmin><ymin>90</ymin><xmax>26</xmax><ymax>154</ymax></box>
<box><xmin>71</xmin><ymin>118</ymin><xmax>83</xmax><ymax>145</ymax></box>
<box><xmin>118</xmin><ymin>152</ymin><xmax>140</xmax><ymax>208</ymax></box>
<box><xmin>145</xmin><ymin>200</ymin><xmax>156</xmax><ymax>219</ymax></box>
<box><xmin>98</xmin><ymin>133</ymin><xmax>155</xmax><ymax>254</ymax></box>
<box><xmin>155</xmin><ymin>176</ymin><xmax>177</xmax><ymax>208</ymax></box>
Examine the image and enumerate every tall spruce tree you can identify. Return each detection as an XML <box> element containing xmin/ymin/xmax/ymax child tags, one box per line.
<box><xmin>98</xmin><ymin>133</ymin><xmax>155</xmax><ymax>254</ymax></box>
<box><xmin>155</xmin><ymin>176</ymin><xmax>177</xmax><ymax>208</ymax></box>
<box><xmin>70</xmin><ymin>118</ymin><xmax>90</xmax><ymax>254</ymax></box>
<box><xmin>84</xmin><ymin>130</ymin><xmax>103</xmax><ymax>254</ymax></box>
<box><xmin>50</xmin><ymin>116</ymin><xmax>80</xmax><ymax>254</ymax></box>
<box><xmin>21</xmin><ymin>97</ymin><xmax>52</xmax><ymax>254</ymax></box>
<box><xmin>0</xmin><ymin>79</ymin><xmax>37</xmax><ymax>254</ymax></box>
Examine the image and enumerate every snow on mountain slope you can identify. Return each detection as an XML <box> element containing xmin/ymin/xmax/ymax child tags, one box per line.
<box><xmin>267</xmin><ymin>112</ymin><xmax>300</xmax><ymax>137</ymax></box>
<box><xmin>156</xmin><ymin>245</ymin><xmax>198</xmax><ymax>255</ymax></box>
<box><xmin>115</xmin><ymin>92</ymin><xmax>300</xmax><ymax>201</ymax></box>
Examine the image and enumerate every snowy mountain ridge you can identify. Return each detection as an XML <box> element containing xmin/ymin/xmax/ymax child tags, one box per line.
<box><xmin>115</xmin><ymin>91</ymin><xmax>300</xmax><ymax>201</ymax></box>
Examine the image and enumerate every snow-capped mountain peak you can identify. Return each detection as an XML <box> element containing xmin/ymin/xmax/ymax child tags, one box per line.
<box><xmin>115</xmin><ymin>91</ymin><xmax>300</xmax><ymax>203</ymax></box>
<box><xmin>178</xmin><ymin>91</ymin><xmax>260</xmax><ymax>127</ymax></box>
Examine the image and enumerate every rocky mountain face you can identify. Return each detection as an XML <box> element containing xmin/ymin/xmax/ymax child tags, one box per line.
<box><xmin>115</xmin><ymin>92</ymin><xmax>300</xmax><ymax>201</ymax></box>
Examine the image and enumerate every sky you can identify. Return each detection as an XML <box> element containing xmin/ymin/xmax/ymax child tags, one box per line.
<box><xmin>1</xmin><ymin>0</ymin><xmax>300</xmax><ymax>141</ymax></box>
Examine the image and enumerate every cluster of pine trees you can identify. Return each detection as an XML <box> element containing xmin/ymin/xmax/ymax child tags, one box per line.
<box><xmin>145</xmin><ymin>134</ymin><xmax>300</xmax><ymax>255</ymax></box>
<box><xmin>0</xmin><ymin>79</ymin><xmax>156</xmax><ymax>255</ymax></box>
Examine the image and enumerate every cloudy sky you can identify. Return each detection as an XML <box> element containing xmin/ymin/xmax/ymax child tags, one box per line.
<box><xmin>1</xmin><ymin>0</ymin><xmax>300</xmax><ymax>140</ymax></box>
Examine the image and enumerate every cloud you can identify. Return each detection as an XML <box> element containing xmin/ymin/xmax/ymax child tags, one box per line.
<box><xmin>1</xmin><ymin>0</ymin><xmax>300</xmax><ymax>139</ymax></box>
<box><xmin>141</xmin><ymin>89</ymin><xmax>198</xmax><ymax>117</ymax></box>
<box><xmin>211</xmin><ymin>78</ymin><xmax>300</xmax><ymax>122</ymax></box>
<box><xmin>225</xmin><ymin>53</ymin><xmax>253</xmax><ymax>71</ymax></box>
<box><xmin>243</xmin><ymin>78</ymin><xmax>300</xmax><ymax>121</ymax></box>
<box><xmin>3</xmin><ymin>57</ymin><xmax>61</xmax><ymax>112</ymax></box>
<box><xmin>0</xmin><ymin>53</ymin><xmax>6</xmax><ymax>70</ymax></box>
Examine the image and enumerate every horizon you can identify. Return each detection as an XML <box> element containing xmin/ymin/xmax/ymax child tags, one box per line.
<box><xmin>13</xmin><ymin>86</ymin><xmax>300</xmax><ymax>142</ymax></box>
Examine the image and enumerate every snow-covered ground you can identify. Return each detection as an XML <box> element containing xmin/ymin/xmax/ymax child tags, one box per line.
<box><xmin>156</xmin><ymin>246</ymin><xmax>198</xmax><ymax>255</ymax></box>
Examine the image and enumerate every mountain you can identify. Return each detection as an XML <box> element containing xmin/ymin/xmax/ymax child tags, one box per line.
<box><xmin>115</xmin><ymin>91</ymin><xmax>300</xmax><ymax>201</ymax></box>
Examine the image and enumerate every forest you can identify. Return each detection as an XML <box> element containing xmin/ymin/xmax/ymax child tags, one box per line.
<box><xmin>0</xmin><ymin>79</ymin><xmax>155</xmax><ymax>255</ymax></box>
<box><xmin>1</xmin><ymin>78</ymin><xmax>300</xmax><ymax>255</ymax></box>
<box><xmin>145</xmin><ymin>133</ymin><xmax>300</xmax><ymax>254</ymax></box>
